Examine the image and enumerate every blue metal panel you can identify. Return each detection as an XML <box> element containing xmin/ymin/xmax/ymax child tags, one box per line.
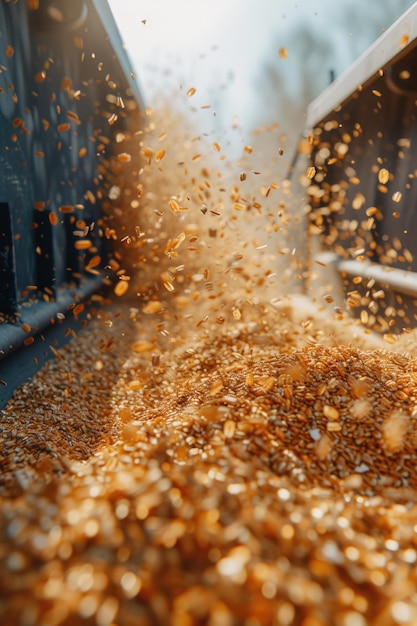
<box><xmin>0</xmin><ymin>0</ymin><xmax>143</xmax><ymax>405</ymax></box>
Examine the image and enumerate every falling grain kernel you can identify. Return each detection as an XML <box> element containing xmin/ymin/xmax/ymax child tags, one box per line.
<box><xmin>86</xmin><ymin>254</ymin><xmax>101</xmax><ymax>269</ymax></box>
<box><xmin>174</xmin><ymin>296</ymin><xmax>189</xmax><ymax>308</ymax></box>
<box><xmin>67</xmin><ymin>111</ymin><xmax>81</xmax><ymax>125</ymax></box>
<box><xmin>240</xmin><ymin>172</ymin><xmax>246</xmax><ymax>181</ymax></box>
<box><xmin>59</xmin><ymin>205</ymin><xmax>73</xmax><ymax>214</ymax></box>
<box><xmin>212</xmin><ymin>142</ymin><xmax>221</xmax><ymax>152</ymax></box>
<box><xmin>117</xmin><ymin>152</ymin><xmax>132</xmax><ymax>163</ymax></box>
<box><xmin>47</xmin><ymin>5</ymin><xmax>64</xmax><ymax>21</ymax></box>
<box><xmin>400</xmin><ymin>34</ymin><xmax>410</xmax><ymax>47</ymax></box>
<box><xmin>381</xmin><ymin>411</ymin><xmax>409</xmax><ymax>452</ymax></box>
<box><xmin>278</xmin><ymin>47</ymin><xmax>288</xmax><ymax>59</ymax></box>
<box><xmin>35</xmin><ymin>151</ymin><xmax>45</xmax><ymax>158</ymax></box>
<box><xmin>372</xmin><ymin>89</ymin><xmax>382</xmax><ymax>97</ymax></box>
<box><xmin>73</xmin><ymin>303</ymin><xmax>84</xmax><ymax>317</ymax></box>
<box><xmin>74</xmin><ymin>239</ymin><xmax>92</xmax><ymax>250</ymax></box>
<box><xmin>378</xmin><ymin>168</ymin><xmax>389</xmax><ymax>184</ymax></box>
<box><xmin>119</xmin><ymin>407</ymin><xmax>132</xmax><ymax>423</ymax></box>
<box><xmin>191</xmin><ymin>154</ymin><xmax>201</xmax><ymax>162</ymax></box>
<box><xmin>49</xmin><ymin>345</ymin><xmax>63</xmax><ymax>360</ymax></box>
<box><xmin>245</xmin><ymin>372</ymin><xmax>254</xmax><ymax>387</ymax></box>
<box><xmin>35</xmin><ymin>71</ymin><xmax>46</xmax><ymax>83</ymax></box>
<box><xmin>315</xmin><ymin>433</ymin><xmax>332</xmax><ymax>460</ymax></box>
<box><xmin>132</xmin><ymin>341</ymin><xmax>154</xmax><ymax>353</ymax></box>
<box><xmin>244</xmin><ymin>145</ymin><xmax>253</xmax><ymax>154</ymax></box>
<box><xmin>186</xmin><ymin>87</ymin><xmax>196</xmax><ymax>97</ymax></box>
<box><xmin>21</xmin><ymin>323</ymin><xmax>31</xmax><ymax>333</ymax></box>
<box><xmin>12</xmin><ymin>117</ymin><xmax>23</xmax><ymax>128</ymax></box>
<box><xmin>155</xmin><ymin>149</ymin><xmax>166</xmax><ymax>162</ymax></box>
<box><xmin>48</xmin><ymin>212</ymin><xmax>58</xmax><ymax>226</ymax></box>
<box><xmin>169</xmin><ymin>198</ymin><xmax>180</xmax><ymax>212</ymax></box>
<box><xmin>60</xmin><ymin>76</ymin><xmax>71</xmax><ymax>90</ymax></box>
<box><xmin>142</xmin><ymin>300</ymin><xmax>163</xmax><ymax>315</ymax></box>
<box><xmin>127</xmin><ymin>380</ymin><xmax>142</xmax><ymax>391</ymax></box>
<box><xmin>306</xmin><ymin>166</ymin><xmax>316</xmax><ymax>179</ymax></box>
<box><xmin>78</xmin><ymin>147</ymin><xmax>87</xmax><ymax>158</ymax></box>
<box><xmin>209</xmin><ymin>379</ymin><xmax>224</xmax><ymax>396</ymax></box>
<box><xmin>323</xmin><ymin>405</ymin><xmax>339</xmax><ymax>420</ymax></box>
<box><xmin>107</xmin><ymin>113</ymin><xmax>118</xmax><ymax>126</ymax></box>
<box><xmin>57</xmin><ymin>123</ymin><xmax>71</xmax><ymax>132</ymax></box>
<box><xmin>114</xmin><ymin>280</ymin><xmax>129</xmax><ymax>297</ymax></box>
<box><xmin>165</xmin><ymin>232</ymin><xmax>186</xmax><ymax>256</ymax></box>
<box><xmin>223</xmin><ymin>420</ymin><xmax>236</xmax><ymax>439</ymax></box>
<box><xmin>142</xmin><ymin>148</ymin><xmax>153</xmax><ymax>159</ymax></box>
<box><xmin>373</xmin><ymin>289</ymin><xmax>385</xmax><ymax>299</ymax></box>
<box><xmin>392</xmin><ymin>191</ymin><xmax>402</xmax><ymax>203</ymax></box>
<box><xmin>5</xmin><ymin>45</ymin><xmax>14</xmax><ymax>58</ymax></box>
<box><xmin>349</xmin><ymin>399</ymin><xmax>371</xmax><ymax>420</ymax></box>
<box><xmin>397</xmin><ymin>137</ymin><xmax>411</xmax><ymax>148</ymax></box>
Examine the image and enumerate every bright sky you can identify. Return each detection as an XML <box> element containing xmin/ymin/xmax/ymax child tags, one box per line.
<box><xmin>107</xmin><ymin>0</ymin><xmax>415</xmax><ymax>151</ymax></box>
<box><xmin>108</xmin><ymin>1</ymin><xmax>287</xmax><ymax>125</ymax></box>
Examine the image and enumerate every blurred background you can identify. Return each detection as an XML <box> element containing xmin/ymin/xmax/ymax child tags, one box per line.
<box><xmin>108</xmin><ymin>0</ymin><xmax>416</xmax><ymax>167</ymax></box>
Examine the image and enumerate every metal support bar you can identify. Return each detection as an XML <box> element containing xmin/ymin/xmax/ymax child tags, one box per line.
<box><xmin>337</xmin><ymin>258</ymin><xmax>417</xmax><ymax>299</ymax></box>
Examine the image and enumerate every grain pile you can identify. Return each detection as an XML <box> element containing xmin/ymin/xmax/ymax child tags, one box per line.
<box><xmin>2</xmin><ymin>290</ymin><xmax>417</xmax><ymax>626</ymax></box>
<box><xmin>2</xmin><ymin>51</ymin><xmax>417</xmax><ymax>626</ymax></box>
